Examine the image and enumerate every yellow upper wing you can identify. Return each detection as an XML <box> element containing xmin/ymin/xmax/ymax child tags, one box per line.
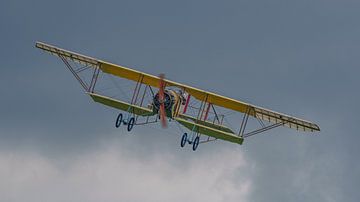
<box><xmin>36</xmin><ymin>41</ymin><xmax>320</xmax><ymax>132</ymax></box>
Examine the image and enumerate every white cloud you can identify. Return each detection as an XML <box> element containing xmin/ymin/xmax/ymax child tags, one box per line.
<box><xmin>0</xmin><ymin>139</ymin><xmax>253</xmax><ymax>202</ymax></box>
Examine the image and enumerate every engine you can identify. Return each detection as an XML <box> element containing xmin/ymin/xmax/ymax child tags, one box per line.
<box><xmin>153</xmin><ymin>90</ymin><xmax>174</xmax><ymax>110</ymax></box>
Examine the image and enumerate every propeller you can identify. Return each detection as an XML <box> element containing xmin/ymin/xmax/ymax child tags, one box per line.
<box><xmin>158</xmin><ymin>74</ymin><xmax>167</xmax><ymax>128</ymax></box>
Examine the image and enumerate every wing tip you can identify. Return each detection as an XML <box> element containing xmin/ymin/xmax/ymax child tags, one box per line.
<box><xmin>314</xmin><ymin>124</ymin><xmax>321</xmax><ymax>132</ymax></box>
<box><xmin>35</xmin><ymin>41</ymin><xmax>46</xmax><ymax>48</ymax></box>
<box><xmin>307</xmin><ymin>124</ymin><xmax>320</xmax><ymax>133</ymax></box>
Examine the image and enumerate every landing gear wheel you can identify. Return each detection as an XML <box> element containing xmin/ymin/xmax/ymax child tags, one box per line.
<box><xmin>192</xmin><ymin>136</ymin><xmax>200</xmax><ymax>151</ymax></box>
<box><xmin>127</xmin><ymin>117</ymin><xmax>135</xmax><ymax>132</ymax></box>
<box><xmin>181</xmin><ymin>133</ymin><xmax>187</xmax><ymax>147</ymax></box>
<box><xmin>115</xmin><ymin>113</ymin><xmax>123</xmax><ymax>128</ymax></box>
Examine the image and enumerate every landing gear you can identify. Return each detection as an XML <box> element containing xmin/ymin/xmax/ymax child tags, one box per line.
<box><xmin>115</xmin><ymin>113</ymin><xmax>123</xmax><ymax>128</ymax></box>
<box><xmin>180</xmin><ymin>133</ymin><xmax>187</xmax><ymax>147</ymax></box>
<box><xmin>192</xmin><ymin>136</ymin><xmax>200</xmax><ymax>151</ymax></box>
<box><xmin>115</xmin><ymin>113</ymin><xmax>135</xmax><ymax>132</ymax></box>
<box><xmin>127</xmin><ymin>117</ymin><xmax>135</xmax><ymax>132</ymax></box>
<box><xmin>180</xmin><ymin>133</ymin><xmax>200</xmax><ymax>151</ymax></box>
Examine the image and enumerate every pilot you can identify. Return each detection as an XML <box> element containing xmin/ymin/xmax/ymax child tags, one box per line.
<box><xmin>178</xmin><ymin>90</ymin><xmax>187</xmax><ymax>105</ymax></box>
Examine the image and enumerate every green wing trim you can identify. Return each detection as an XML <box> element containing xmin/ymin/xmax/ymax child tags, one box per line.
<box><xmin>88</xmin><ymin>93</ymin><xmax>155</xmax><ymax>116</ymax></box>
<box><xmin>175</xmin><ymin>117</ymin><xmax>243</xmax><ymax>144</ymax></box>
<box><xmin>178</xmin><ymin>114</ymin><xmax>234</xmax><ymax>134</ymax></box>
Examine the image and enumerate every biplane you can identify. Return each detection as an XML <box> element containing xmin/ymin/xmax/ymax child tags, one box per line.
<box><xmin>36</xmin><ymin>42</ymin><xmax>320</xmax><ymax>151</ymax></box>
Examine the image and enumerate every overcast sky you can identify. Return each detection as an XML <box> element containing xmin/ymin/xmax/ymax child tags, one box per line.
<box><xmin>1</xmin><ymin>0</ymin><xmax>359</xmax><ymax>201</ymax></box>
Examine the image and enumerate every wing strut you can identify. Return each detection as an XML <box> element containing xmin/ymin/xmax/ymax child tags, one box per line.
<box><xmin>243</xmin><ymin>121</ymin><xmax>286</xmax><ymax>138</ymax></box>
<box><xmin>89</xmin><ymin>66</ymin><xmax>100</xmax><ymax>93</ymax></box>
<box><xmin>183</xmin><ymin>94</ymin><xmax>191</xmax><ymax>114</ymax></box>
<box><xmin>237</xmin><ymin>107</ymin><xmax>294</xmax><ymax>138</ymax></box>
<box><xmin>238</xmin><ymin>107</ymin><xmax>251</xmax><ymax>137</ymax></box>
<box><xmin>59</xmin><ymin>55</ymin><xmax>89</xmax><ymax>91</ymax></box>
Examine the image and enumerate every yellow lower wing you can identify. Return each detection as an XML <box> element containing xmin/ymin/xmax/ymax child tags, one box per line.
<box><xmin>89</xmin><ymin>93</ymin><xmax>155</xmax><ymax>116</ymax></box>
<box><xmin>175</xmin><ymin>117</ymin><xmax>243</xmax><ymax>144</ymax></box>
